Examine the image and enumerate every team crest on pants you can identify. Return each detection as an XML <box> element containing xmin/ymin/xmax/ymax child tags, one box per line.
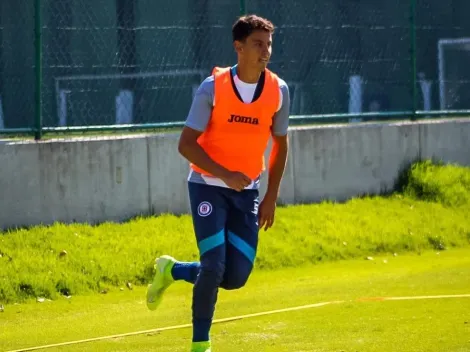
<box><xmin>198</xmin><ymin>201</ymin><xmax>212</xmax><ymax>217</ymax></box>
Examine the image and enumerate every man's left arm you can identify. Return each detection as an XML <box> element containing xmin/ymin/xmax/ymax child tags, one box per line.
<box><xmin>258</xmin><ymin>82</ymin><xmax>290</xmax><ymax>231</ymax></box>
<box><xmin>265</xmin><ymin>133</ymin><xmax>289</xmax><ymax>201</ymax></box>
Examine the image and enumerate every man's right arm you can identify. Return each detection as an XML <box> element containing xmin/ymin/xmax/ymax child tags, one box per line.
<box><xmin>178</xmin><ymin>77</ymin><xmax>251</xmax><ymax>190</ymax></box>
<box><xmin>178</xmin><ymin>126</ymin><xmax>233</xmax><ymax>180</ymax></box>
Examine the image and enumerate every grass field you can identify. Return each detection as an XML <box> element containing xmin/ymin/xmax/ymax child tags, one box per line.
<box><xmin>1</xmin><ymin>248</ymin><xmax>469</xmax><ymax>352</ymax></box>
<box><xmin>1</xmin><ymin>160</ymin><xmax>469</xmax><ymax>351</ymax></box>
<box><xmin>1</xmin><ymin>161</ymin><xmax>470</xmax><ymax>305</ymax></box>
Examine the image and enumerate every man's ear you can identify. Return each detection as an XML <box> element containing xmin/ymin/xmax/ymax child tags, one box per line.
<box><xmin>234</xmin><ymin>40</ymin><xmax>243</xmax><ymax>54</ymax></box>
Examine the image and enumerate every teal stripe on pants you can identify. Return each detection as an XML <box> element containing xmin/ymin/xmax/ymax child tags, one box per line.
<box><xmin>198</xmin><ymin>229</ymin><xmax>225</xmax><ymax>256</ymax></box>
<box><xmin>227</xmin><ymin>231</ymin><xmax>256</xmax><ymax>263</ymax></box>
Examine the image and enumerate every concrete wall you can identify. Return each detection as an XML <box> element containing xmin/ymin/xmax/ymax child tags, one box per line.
<box><xmin>1</xmin><ymin>118</ymin><xmax>469</xmax><ymax>230</ymax></box>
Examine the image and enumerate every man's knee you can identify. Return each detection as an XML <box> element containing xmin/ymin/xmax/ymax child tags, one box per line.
<box><xmin>221</xmin><ymin>268</ymin><xmax>252</xmax><ymax>290</ymax></box>
<box><xmin>198</xmin><ymin>255</ymin><xmax>225</xmax><ymax>286</ymax></box>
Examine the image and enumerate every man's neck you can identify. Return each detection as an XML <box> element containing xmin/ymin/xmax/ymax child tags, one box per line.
<box><xmin>236</xmin><ymin>63</ymin><xmax>262</xmax><ymax>84</ymax></box>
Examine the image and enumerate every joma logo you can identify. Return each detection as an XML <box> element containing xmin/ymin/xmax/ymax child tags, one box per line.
<box><xmin>228</xmin><ymin>114</ymin><xmax>259</xmax><ymax>125</ymax></box>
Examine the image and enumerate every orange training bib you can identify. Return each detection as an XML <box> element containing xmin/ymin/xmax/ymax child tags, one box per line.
<box><xmin>190</xmin><ymin>66</ymin><xmax>280</xmax><ymax>180</ymax></box>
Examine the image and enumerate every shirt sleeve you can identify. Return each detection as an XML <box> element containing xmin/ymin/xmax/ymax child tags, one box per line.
<box><xmin>271</xmin><ymin>80</ymin><xmax>290</xmax><ymax>136</ymax></box>
<box><xmin>184</xmin><ymin>76</ymin><xmax>215</xmax><ymax>132</ymax></box>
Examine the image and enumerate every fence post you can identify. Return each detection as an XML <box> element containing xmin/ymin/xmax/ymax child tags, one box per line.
<box><xmin>240</xmin><ymin>0</ymin><xmax>246</xmax><ymax>15</ymax></box>
<box><xmin>410</xmin><ymin>0</ymin><xmax>417</xmax><ymax>120</ymax></box>
<box><xmin>34</xmin><ymin>0</ymin><xmax>43</xmax><ymax>140</ymax></box>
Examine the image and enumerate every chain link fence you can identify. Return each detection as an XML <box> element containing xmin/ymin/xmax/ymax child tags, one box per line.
<box><xmin>0</xmin><ymin>0</ymin><xmax>37</xmax><ymax>131</ymax></box>
<box><xmin>416</xmin><ymin>1</ymin><xmax>470</xmax><ymax>111</ymax></box>
<box><xmin>248</xmin><ymin>0</ymin><xmax>414</xmax><ymax>116</ymax></box>
<box><xmin>0</xmin><ymin>0</ymin><xmax>469</xmax><ymax>138</ymax></box>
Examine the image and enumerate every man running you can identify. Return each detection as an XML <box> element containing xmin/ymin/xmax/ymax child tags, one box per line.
<box><xmin>147</xmin><ymin>14</ymin><xmax>290</xmax><ymax>352</ymax></box>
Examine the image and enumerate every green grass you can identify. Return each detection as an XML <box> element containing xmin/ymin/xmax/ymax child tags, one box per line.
<box><xmin>0</xmin><ymin>161</ymin><xmax>469</xmax><ymax>305</ymax></box>
<box><xmin>401</xmin><ymin>159</ymin><xmax>470</xmax><ymax>207</ymax></box>
<box><xmin>1</xmin><ymin>248</ymin><xmax>470</xmax><ymax>352</ymax></box>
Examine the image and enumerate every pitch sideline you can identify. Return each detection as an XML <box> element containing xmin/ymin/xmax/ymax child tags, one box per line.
<box><xmin>5</xmin><ymin>293</ymin><xmax>470</xmax><ymax>352</ymax></box>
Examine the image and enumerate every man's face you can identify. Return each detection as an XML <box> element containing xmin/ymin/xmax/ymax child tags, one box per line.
<box><xmin>235</xmin><ymin>30</ymin><xmax>272</xmax><ymax>70</ymax></box>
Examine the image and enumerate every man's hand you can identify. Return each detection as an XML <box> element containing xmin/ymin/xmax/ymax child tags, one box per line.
<box><xmin>221</xmin><ymin>171</ymin><xmax>252</xmax><ymax>192</ymax></box>
<box><xmin>258</xmin><ymin>193</ymin><xmax>277</xmax><ymax>231</ymax></box>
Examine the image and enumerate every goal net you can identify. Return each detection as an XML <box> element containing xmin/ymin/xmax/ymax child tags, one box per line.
<box><xmin>438</xmin><ymin>38</ymin><xmax>470</xmax><ymax>111</ymax></box>
<box><xmin>54</xmin><ymin>70</ymin><xmax>205</xmax><ymax>127</ymax></box>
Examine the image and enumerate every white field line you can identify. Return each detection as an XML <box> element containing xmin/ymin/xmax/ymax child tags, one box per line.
<box><xmin>5</xmin><ymin>294</ymin><xmax>470</xmax><ymax>352</ymax></box>
<box><xmin>356</xmin><ymin>293</ymin><xmax>470</xmax><ymax>302</ymax></box>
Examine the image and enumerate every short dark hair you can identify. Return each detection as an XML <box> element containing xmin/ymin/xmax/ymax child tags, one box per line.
<box><xmin>232</xmin><ymin>15</ymin><xmax>275</xmax><ymax>42</ymax></box>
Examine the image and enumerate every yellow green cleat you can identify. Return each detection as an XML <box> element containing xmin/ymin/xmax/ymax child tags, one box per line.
<box><xmin>191</xmin><ymin>341</ymin><xmax>211</xmax><ymax>352</ymax></box>
<box><xmin>146</xmin><ymin>255</ymin><xmax>176</xmax><ymax>311</ymax></box>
